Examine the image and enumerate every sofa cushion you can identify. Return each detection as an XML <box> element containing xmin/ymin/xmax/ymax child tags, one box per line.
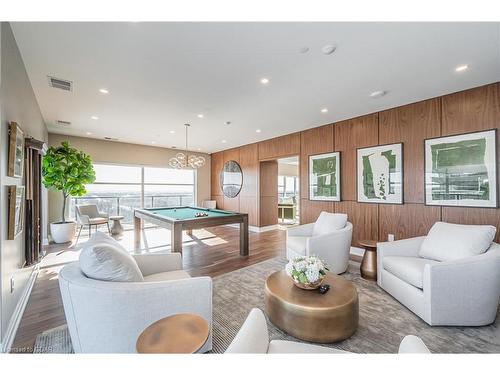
<box><xmin>312</xmin><ymin>212</ymin><xmax>347</xmax><ymax>236</ymax></box>
<box><xmin>143</xmin><ymin>270</ymin><xmax>191</xmax><ymax>282</ymax></box>
<box><xmin>287</xmin><ymin>236</ymin><xmax>308</xmax><ymax>256</ymax></box>
<box><xmin>383</xmin><ymin>256</ymin><xmax>439</xmax><ymax>289</ymax></box>
<box><xmin>79</xmin><ymin>240</ymin><xmax>144</xmax><ymax>282</ymax></box>
<box><xmin>419</xmin><ymin>222</ymin><xmax>496</xmax><ymax>262</ymax></box>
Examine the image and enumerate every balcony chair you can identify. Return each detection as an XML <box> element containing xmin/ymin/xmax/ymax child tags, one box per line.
<box><xmin>377</xmin><ymin>222</ymin><xmax>500</xmax><ymax>326</ymax></box>
<box><xmin>58</xmin><ymin>232</ymin><xmax>212</xmax><ymax>353</ymax></box>
<box><xmin>225</xmin><ymin>308</ymin><xmax>430</xmax><ymax>354</ymax></box>
<box><xmin>286</xmin><ymin>211</ymin><xmax>353</xmax><ymax>274</ymax></box>
<box><xmin>76</xmin><ymin>204</ymin><xmax>110</xmax><ymax>242</ymax></box>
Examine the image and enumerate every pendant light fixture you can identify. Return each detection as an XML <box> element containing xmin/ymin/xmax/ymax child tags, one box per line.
<box><xmin>168</xmin><ymin>124</ymin><xmax>205</xmax><ymax>169</ymax></box>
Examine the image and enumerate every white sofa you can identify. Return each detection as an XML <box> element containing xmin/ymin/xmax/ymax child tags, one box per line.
<box><xmin>59</xmin><ymin>241</ymin><xmax>212</xmax><ymax>353</ymax></box>
<box><xmin>286</xmin><ymin>212</ymin><xmax>353</xmax><ymax>274</ymax></box>
<box><xmin>225</xmin><ymin>308</ymin><xmax>430</xmax><ymax>353</ymax></box>
<box><xmin>377</xmin><ymin>225</ymin><xmax>500</xmax><ymax>326</ymax></box>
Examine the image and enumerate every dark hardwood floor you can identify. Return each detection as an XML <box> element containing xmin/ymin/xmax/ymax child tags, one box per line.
<box><xmin>11</xmin><ymin>226</ymin><xmax>286</xmax><ymax>353</ymax></box>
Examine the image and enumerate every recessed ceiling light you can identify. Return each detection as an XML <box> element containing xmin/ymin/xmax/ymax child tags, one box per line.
<box><xmin>151</xmin><ymin>141</ymin><xmax>156</xmax><ymax>144</ymax></box>
<box><xmin>99</xmin><ymin>88</ymin><xmax>109</xmax><ymax>94</ymax></box>
<box><xmin>455</xmin><ymin>64</ymin><xmax>469</xmax><ymax>72</ymax></box>
<box><xmin>197</xmin><ymin>148</ymin><xmax>201</xmax><ymax>151</ymax></box>
<box><xmin>222</xmin><ymin>140</ymin><xmax>227</xmax><ymax>144</ymax></box>
<box><xmin>260</xmin><ymin>77</ymin><xmax>269</xmax><ymax>85</ymax></box>
<box><xmin>169</xmin><ymin>130</ymin><xmax>175</xmax><ymax>134</ymax></box>
<box><xmin>256</xmin><ymin>129</ymin><xmax>262</xmax><ymax>133</ymax></box>
<box><xmin>197</xmin><ymin>114</ymin><xmax>204</xmax><ymax>118</ymax></box>
<box><xmin>370</xmin><ymin>90</ymin><xmax>387</xmax><ymax>99</ymax></box>
<box><xmin>225</xmin><ymin>121</ymin><xmax>231</xmax><ymax>125</ymax></box>
<box><xmin>321</xmin><ymin>44</ymin><xmax>337</xmax><ymax>55</ymax></box>
<box><xmin>86</xmin><ymin>132</ymin><xmax>92</xmax><ymax>135</ymax></box>
<box><xmin>299</xmin><ymin>47</ymin><xmax>310</xmax><ymax>54</ymax></box>
<box><xmin>320</xmin><ymin>108</ymin><xmax>328</xmax><ymax>113</ymax></box>
<box><xmin>91</xmin><ymin>116</ymin><xmax>99</xmax><ymax>120</ymax></box>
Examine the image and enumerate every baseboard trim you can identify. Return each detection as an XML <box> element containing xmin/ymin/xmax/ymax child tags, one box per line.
<box><xmin>253</xmin><ymin>225</ymin><xmax>279</xmax><ymax>232</ymax></box>
<box><xmin>1</xmin><ymin>265</ymin><xmax>39</xmax><ymax>353</ymax></box>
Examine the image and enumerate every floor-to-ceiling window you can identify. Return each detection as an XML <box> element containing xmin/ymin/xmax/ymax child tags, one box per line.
<box><xmin>69</xmin><ymin>163</ymin><xmax>196</xmax><ymax>227</ymax></box>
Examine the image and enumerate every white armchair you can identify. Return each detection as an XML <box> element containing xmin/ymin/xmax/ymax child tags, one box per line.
<box><xmin>76</xmin><ymin>204</ymin><xmax>110</xmax><ymax>241</ymax></box>
<box><xmin>377</xmin><ymin>237</ymin><xmax>500</xmax><ymax>326</ymax></box>
<box><xmin>58</xmin><ymin>252</ymin><xmax>212</xmax><ymax>353</ymax></box>
<box><xmin>225</xmin><ymin>308</ymin><xmax>430</xmax><ymax>354</ymax></box>
<box><xmin>286</xmin><ymin>212</ymin><xmax>353</xmax><ymax>274</ymax></box>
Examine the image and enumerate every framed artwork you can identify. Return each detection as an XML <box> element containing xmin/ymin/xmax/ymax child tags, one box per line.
<box><xmin>8</xmin><ymin>122</ymin><xmax>25</xmax><ymax>178</ymax></box>
<box><xmin>357</xmin><ymin>143</ymin><xmax>403</xmax><ymax>204</ymax></box>
<box><xmin>424</xmin><ymin>129</ymin><xmax>497</xmax><ymax>208</ymax></box>
<box><xmin>8</xmin><ymin>185</ymin><xmax>25</xmax><ymax>240</ymax></box>
<box><xmin>309</xmin><ymin>152</ymin><xmax>340</xmax><ymax>201</ymax></box>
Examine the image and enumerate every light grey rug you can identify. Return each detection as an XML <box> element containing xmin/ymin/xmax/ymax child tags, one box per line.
<box><xmin>34</xmin><ymin>257</ymin><xmax>500</xmax><ymax>353</ymax></box>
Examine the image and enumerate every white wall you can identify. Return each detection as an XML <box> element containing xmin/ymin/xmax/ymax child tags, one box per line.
<box><xmin>0</xmin><ymin>22</ymin><xmax>48</xmax><ymax>349</ymax></box>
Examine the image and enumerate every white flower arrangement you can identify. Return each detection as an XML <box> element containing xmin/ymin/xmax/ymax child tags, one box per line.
<box><xmin>285</xmin><ymin>255</ymin><xmax>329</xmax><ymax>286</ymax></box>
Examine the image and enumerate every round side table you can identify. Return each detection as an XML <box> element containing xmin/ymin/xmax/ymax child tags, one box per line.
<box><xmin>109</xmin><ymin>215</ymin><xmax>125</xmax><ymax>236</ymax></box>
<box><xmin>358</xmin><ymin>239</ymin><xmax>378</xmax><ymax>281</ymax></box>
<box><xmin>136</xmin><ymin>313</ymin><xmax>209</xmax><ymax>354</ymax></box>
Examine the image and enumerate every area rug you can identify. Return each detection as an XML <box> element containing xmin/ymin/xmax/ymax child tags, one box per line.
<box><xmin>34</xmin><ymin>257</ymin><xmax>500</xmax><ymax>353</ymax></box>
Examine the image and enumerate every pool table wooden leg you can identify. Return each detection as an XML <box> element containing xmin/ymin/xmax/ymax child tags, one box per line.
<box><xmin>240</xmin><ymin>216</ymin><xmax>249</xmax><ymax>256</ymax></box>
<box><xmin>171</xmin><ymin>224</ymin><xmax>183</xmax><ymax>254</ymax></box>
<box><xmin>186</xmin><ymin>229</ymin><xmax>193</xmax><ymax>237</ymax></box>
<box><xmin>134</xmin><ymin>216</ymin><xmax>141</xmax><ymax>252</ymax></box>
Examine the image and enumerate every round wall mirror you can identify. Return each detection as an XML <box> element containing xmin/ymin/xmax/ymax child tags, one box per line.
<box><xmin>220</xmin><ymin>160</ymin><xmax>243</xmax><ymax>198</ymax></box>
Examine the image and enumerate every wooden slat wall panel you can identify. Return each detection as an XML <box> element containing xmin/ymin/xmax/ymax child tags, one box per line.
<box><xmin>258</xmin><ymin>133</ymin><xmax>300</xmax><ymax>160</ymax></box>
<box><xmin>441</xmin><ymin>83</ymin><xmax>500</xmax><ymax>243</ymax></box>
<box><xmin>223</xmin><ymin>148</ymin><xmax>241</xmax><ymax>212</ymax></box>
<box><xmin>239</xmin><ymin>143</ymin><xmax>259</xmax><ymax>197</ymax></box>
<box><xmin>379</xmin><ymin>98</ymin><xmax>441</xmax><ymax>203</ymax></box>
<box><xmin>260</xmin><ymin>160</ymin><xmax>278</xmax><ymax>226</ymax></box>
<box><xmin>335</xmin><ymin>201</ymin><xmax>379</xmax><ymax>246</ymax></box>
<box><xmin>299</xmin><ymin>124</ymin><xmax>334</xmax><ymax>199</ymax></box>
<box><xmin>260</xmin><ymin>197</ymin><xmax>279</xmax><ymax>227</ymax></box>
<box><xmin>379</xmin><ymin>204</ymin><xmax>441</xmax><ymax>241</ymax></box>
<box><xmin>210</xmin><ymin>151</ymin><xmax>224</xmax><ymax>197</ymax></box>
<box><xmin>240</xmin><ymin>196</ymin><xmax>259</xmax><ymax>226</ymax></box>
<box><xmin>300</xmin><ymin>199</ymin><xmax>334</xmax><ymax>224</ymax></box>
<box><xmin>212</xmin><ymin>196</ymin><xmax>224</xmax><ymax>210</ymax></box>
<box><xmin>334</xmin><ymin>114</ymin><xmax>379</xmax><ymax>201</ymax></box>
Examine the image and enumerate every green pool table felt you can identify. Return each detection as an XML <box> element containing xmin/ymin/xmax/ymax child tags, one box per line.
<box><xmin>147</xmin><ymin>207</ymin><xmax>233</xmax><ymax>220</ymax></box>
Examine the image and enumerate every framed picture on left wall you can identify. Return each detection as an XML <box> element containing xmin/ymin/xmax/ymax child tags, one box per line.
<box><xmin>8</xmin><ymin>122</ymin><xmax>25</xmax><ymax>178</ymax></box>
<box><xmin>8</xmin><ymin>185</ymin><xmax>25</xmax><ymax>240</ymax></box>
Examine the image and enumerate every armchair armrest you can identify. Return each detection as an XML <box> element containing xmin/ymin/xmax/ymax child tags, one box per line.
<box><xmin>78</xmin><ymin>214</ymin><xmax>90</xmax><ymax>225</ymax></box>
<box><xmin>98</xmin><ymin>212</ymin><xmax>110</xmax><ymax>219</ymax></box>
<box><xmin>225</xmin><ymin>308</ymin><xmax>269</xmax><ymax>353</ymax></box>
<box><xmin>398</xmin><ymin>335</ymin><xmax>430</xmax><ymax>353</ymax></box>
<box><xmin>287</xmin><ymin>223</ymin><xmax>315</xmax><ymax>237</ymax></box>
<box><xmin>132</xmin><ymin>253</ymin><xmax>183</xmax><ymax>276</ymax></box>
<box><xmin>423</xmin><ymin>249</ymin><xmax>500</xmax><ymax>325</ymax></box>
<box><xmin>377</xmin><ymin>236</ymin><xmax>425</xmax><ymax>258</ymax></box>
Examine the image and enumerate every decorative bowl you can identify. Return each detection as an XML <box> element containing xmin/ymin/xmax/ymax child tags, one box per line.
<box><xmin>293</xmin><ymin>276</ymin><xmax>325</xmax><ymax>290</ymax></box>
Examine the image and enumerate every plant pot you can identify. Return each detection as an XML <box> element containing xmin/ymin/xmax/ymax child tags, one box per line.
<box><xmin>293</xmin><ymin>277</ymin><xmax>325</xmax><ymax>290</ymax></box>
<box><xmin>50</xmin><ymin>221</ymin><xmax>76</xmax><ymax>243</ymax></box>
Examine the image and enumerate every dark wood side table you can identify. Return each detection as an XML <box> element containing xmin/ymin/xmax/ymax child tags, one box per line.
<box><xmin>358</xmin><ymin>239</ymin><xmax>378</xmax><ymax>281</ymax></box>
<box><xmin>136</xmin><ymin>313</ymin><xmax>209</xmax><ymax>354</ymax></box>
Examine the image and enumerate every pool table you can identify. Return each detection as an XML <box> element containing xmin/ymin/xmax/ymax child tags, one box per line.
<box><xmin>134</xmin><ymin>206</ymin><xmax>249</xmax><ymax>255</ymax></box>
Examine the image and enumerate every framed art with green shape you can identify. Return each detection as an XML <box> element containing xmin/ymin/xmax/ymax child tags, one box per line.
<box><xmin>424</xmin><ymin>129</ymin><xmax>497</xmax><ymax>208</ymax></box>
<box><xmin>357</xmin><ymin>143</ymin><xmax>403</xmax><ymax>204</ymax></box>
<box><xmin>309</xmin><ymin>151</ymin><xmax>340</xmax><ymax>201</ymax></box>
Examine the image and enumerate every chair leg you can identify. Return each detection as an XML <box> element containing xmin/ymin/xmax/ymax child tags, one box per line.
<box><xmin>107</xmin><ymin>222</ymin><xmax>111</xmax><ymax>235</ymax></box>
<box><xmin>76</xmin><ymin>225</ymin><xmax>83</xmax><ymax>244</ymax></box>
<box><xmin>88</xmin><ymin>224</ymin><xmax>92</xmax><ymax>238</ymax></box>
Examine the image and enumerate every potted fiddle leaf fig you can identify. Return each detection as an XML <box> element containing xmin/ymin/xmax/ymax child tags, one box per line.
<box><xmin>42</xmin><ymin>141</ymin><xmax>95</xmax><ymax>243</ymax></box>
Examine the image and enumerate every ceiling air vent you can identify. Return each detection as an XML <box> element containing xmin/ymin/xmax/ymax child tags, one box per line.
<box><xmin>48</xmin><ymin>76</ymin><xmax>73</xmax><ymax>92</ymax></box>
<box><xmin>56</xmin><ymin>120</ymin><xmax>71</xmax><ymax>126</ymax></box>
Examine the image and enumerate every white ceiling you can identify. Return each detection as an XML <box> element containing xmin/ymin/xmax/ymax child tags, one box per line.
<box><xmin>11</xmin><ymin>22</ymin><xmax>500</xmax><ymax>154</ymax></box>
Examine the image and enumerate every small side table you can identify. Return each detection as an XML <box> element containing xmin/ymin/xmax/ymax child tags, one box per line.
<box><xmin>136</xmin><ymin>313</ymin><xmax>209</xmax><ymax>354</ymax></box>
<box><xmin>358</xmin><ymin>239</ymin><xmax>378</xmax><ymax>281</ymax></box>
<box><xmin>109</xmin><ymin>215</ymin><xmax>125</xmax><ymax>236</ymax></box>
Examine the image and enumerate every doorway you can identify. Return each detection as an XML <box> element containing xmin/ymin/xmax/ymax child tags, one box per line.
<box><xmin>277</xmin><ymin>156</ymin><xmax>299</xmax><ymax>226</ymax></box>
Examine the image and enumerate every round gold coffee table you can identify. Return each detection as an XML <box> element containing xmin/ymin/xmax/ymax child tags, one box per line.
<box><xmin>136</xmin><ymin>313</ymin><xmax>209</xmax><ymax>353</ymax></box>
<box><xmin>265</xmin><ymin>271</ymin><xmax>358</xmax><ymax>343</ymax></box>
